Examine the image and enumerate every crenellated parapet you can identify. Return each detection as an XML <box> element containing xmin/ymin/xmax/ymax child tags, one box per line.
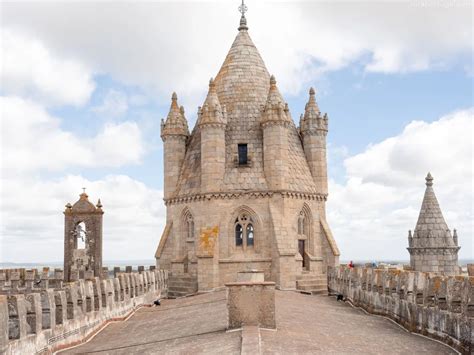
<box><xmin>0</xmin><ymin>267</ymin><xmax>168</xmax><ymax>354</ymax></box>
<box><xmin>328</xmin><ymin>266</ymin><xmax>473</xmax><ymax>354</ymax></box>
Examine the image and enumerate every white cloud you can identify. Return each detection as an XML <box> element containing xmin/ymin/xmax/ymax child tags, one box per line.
<box><xmin>92</xmin><ymin>89</ymin><xmax>129</xmax><ymax>118</ymax></box>
<box><xmin>327</xmin><ymin>109</ymin><xmax>474</xmax><ymax>261</ymax></box>
<box><xmin>0</xmin><ymin>174</ymin><xmax>164</xmax><ymax>263</ymax></box>
<box><xmin>0</xmin><ymin>28</ymin><xmax>95</xmax><ymax>106</ymax></box>
<box><xmin>1</xmin><ymin>1</ymin><xmax>471</xmax><ymax>103</ymax></box>
<box><xmin>0</xmin><ymin>96</ymin><xmax>145</xmax><ymax>174</ymax></box>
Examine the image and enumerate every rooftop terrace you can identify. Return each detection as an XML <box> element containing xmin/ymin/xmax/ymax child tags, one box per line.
<box><xmin>60</xmin><ymin>290</ymin><xmax>456</xmax><ymax>354</ymax></box>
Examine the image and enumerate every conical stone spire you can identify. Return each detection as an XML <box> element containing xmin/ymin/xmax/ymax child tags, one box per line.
<box><xmin>413</xmin><ymin>173</ymin><xmax>451</xmax><ymax>244</ymax></box>
<box><xmin>161</xmin><ymin>92</ymin><xmax>189</xmax><ymax>138</ymax></box>
<box><xmin>407</xmin><ymin>173</ymin><xmax>460</xmax><ymax>275</ymax></box>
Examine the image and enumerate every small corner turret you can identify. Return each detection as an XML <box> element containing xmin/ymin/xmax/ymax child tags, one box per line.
<box><xmin>261</xmin><ymin>75</ymin><xmax>291</xmax><ymax>190</ymax></box>
<box><xmin>200</xmin><ymin>78</ymin><xmax>227</xmax><ymax>193</ymax></box>
<box><xmin>300</xmin><ymin>87</ymin><xmax>329</xmax><ymax>196</ymax></box>
<box><xmin>407</xmin><ymin>173</ymin><xmax>460</xmax><ymax>275</ymax></box>
<box><xmin>162</xmin><ymin>92</ymin><xmax>189</xmax><ymax>200</ymax></box>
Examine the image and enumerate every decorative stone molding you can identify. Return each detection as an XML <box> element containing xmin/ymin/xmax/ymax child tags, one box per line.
<box><xmin>161</xmin><ymin>134</ymin><xmax>188</xmax><ymax>142</ymax></box>
<box><xmin>407</xmin><ymin>247</ymin><xmax>461</xmax><ymax>256</ymax></box>
<box><xmin>300</xmin><ymin>128</ymin><xmax>327</xmax><ymax>137</ymax></box>
<box><xmin>164</xmin><ymin>190</ymin><xmax>327</xmax><ymax>205</ymax></box>
<box><xmin>261</xmin><ymin>120</ymin><xmax>293</xmax><ymax>129</ymax></box>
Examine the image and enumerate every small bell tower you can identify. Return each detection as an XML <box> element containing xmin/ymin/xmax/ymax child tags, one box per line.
<box><xmin>63</xmin><ymin>189</ymin><xmax>104</xmax><ymax>281</ymax></box>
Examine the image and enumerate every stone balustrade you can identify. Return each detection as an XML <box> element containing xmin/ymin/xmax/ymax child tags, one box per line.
<box><xmin>0</xmin><ymin>268</ymin><xmax>168</xmax><ymax>354</ymax></box>
<box><xmin>0</xmin><ymin>265</ymin><xmax>157</xmax><ymax>294</ymax></box>
<box><xmin>328</xmin><ymin>266</ymin><xmax>473</xmax><ymax>354</ymax></box>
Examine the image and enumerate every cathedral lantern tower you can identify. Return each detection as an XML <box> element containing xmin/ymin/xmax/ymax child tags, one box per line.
<box><xmin>156</xmin><ymin>3</ymin><xmax>340</xmax><ymax>294</ymax></box>
<box><xmin>161</xmin><ymin>92</ymin><xmax>189</xmax><ymax>199</ymax></box>
<box><xmin>198</xmin><ymin>78</ymin><xmax>227</xmax><ymax>193</ymax></box>
<box><xmin>64</xmin><ymin>190</ymin><xmax>104</xmax><ymax>282</ymax></box>
<box><xmin>300</xmin><ymin>88</ymin><xmax>329</xmax><ymax>198</ymax></box>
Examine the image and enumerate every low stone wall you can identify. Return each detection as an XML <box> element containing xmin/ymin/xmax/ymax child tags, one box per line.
<box><xmin>328</xmin><ymin>266</ymin><xmax>473</xmax><ymax>354</ymax></box>
<box><xmin>0</xmin><ymin>268</ymin><xmax>168</xmax><ymax>354</ymax></box>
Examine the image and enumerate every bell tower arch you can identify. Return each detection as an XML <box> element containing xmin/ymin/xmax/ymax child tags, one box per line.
<box><xmin>64</xmin><ymin>189</ymin><xmax>104</xmax><ymax>282</ymax></box>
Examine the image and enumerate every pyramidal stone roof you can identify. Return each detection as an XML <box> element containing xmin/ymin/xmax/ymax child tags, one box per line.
<box><xmin>409</xmin><ymin>173</ymin><xmax>457</xmax><ymax>249</ymax></box>
<box><xmin>174</xmin><ymin>15</ymin><xmax>317</xmax><ymax>196</ymax></box>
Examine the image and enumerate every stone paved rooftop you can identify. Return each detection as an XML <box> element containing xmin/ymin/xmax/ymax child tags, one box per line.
<box><xmin>61</xmin><ymin>290</ymin><xmax>456</xmax><ymax>354</ymax></box>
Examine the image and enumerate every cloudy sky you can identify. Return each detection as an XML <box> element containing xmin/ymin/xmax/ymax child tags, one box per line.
<box><xmin>1</xmin><ymin>0</ymin><xmax>472</xmax><ymax>263</ymax></box>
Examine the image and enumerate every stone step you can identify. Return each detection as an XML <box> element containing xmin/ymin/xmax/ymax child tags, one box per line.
<box><xmin>168</xmin><ymin>281</ymin><xmax>198</xmax><ymax>288</ymax></box>
<box><xmin>168</xmin><ymin>285</ymin><xmax>197</xmax><ymax>293</ymax></box>
<box><xmin>297</xmin><ymin>284</ymin><xmax>327</xmax><ymax>292</ymax></box>
<box><xmin>167</xmin><ymin>291</ymin><xmax>190</xmax><ymax>298</ymax></box>
<box><xmin>296</xmin><ymin>280</ymin><xmax>327</xmax><ymax>287</ymax></box>
<box><xmin>296</xmin><ymin>274</ymin><xmax>327</xmax><ymax>281</ymax></box>
<box><xmin>169</xmin><ymin>275</ymin><xmax>196</xmax><ymax>282</ymax></box>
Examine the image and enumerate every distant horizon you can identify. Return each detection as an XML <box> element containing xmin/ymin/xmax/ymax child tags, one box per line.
<box><xmin>2</xmin><ymin>258</ymin><xmax>473</xmax><ymax>268</ymax></box>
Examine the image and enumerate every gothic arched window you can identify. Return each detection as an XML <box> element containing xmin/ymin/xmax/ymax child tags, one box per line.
<box><xmin>235</xmin><ymin>213</ymin><xmax>254</xmax><ymax>250</ymax></box>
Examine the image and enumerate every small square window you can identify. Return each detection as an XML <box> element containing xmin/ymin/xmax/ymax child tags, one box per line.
<box><xmin>238</xmin><ymin>144</ymin><xmax>248</xmax><ymax>165</ymax></box>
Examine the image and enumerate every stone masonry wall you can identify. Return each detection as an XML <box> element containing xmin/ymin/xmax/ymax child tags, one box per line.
<box><xmin>0</xmin><ymin>268</ymin><xmax>168</xmax><ymax>354</ymax></box>
<box><xmin>328</xmin><ymin>266</ymin><xmax>473</xmax><ymax>354</ymax></box>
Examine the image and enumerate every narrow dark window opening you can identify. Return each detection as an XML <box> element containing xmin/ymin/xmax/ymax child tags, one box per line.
<box><xmin>235</xmin><ymin>222</ymin><xmax>243</xmax><ymax>246</ymax></box>
<box><xmin>238</xmin><ymin>144</ymin><xmax>248</xmax><ymax>165</ymax></box>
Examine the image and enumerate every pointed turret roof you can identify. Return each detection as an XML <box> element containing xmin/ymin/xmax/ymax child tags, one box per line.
<box><xmin>411</xmin><ymin>173</ymin><xmax>456</xmax><ymax>248</ymax></box>
<box><xmin>300</xmin><ymin>87</ymin><xmax>328</xmax><ymax>134</ymax></box>
<box><xmin>199</xmin><ymin>78</ymin><xmax>226</xmax><ymax>126</ymax></box>
<box><xmin>161</xmin><ymin>92</ymin><xmax>189</xmax><ymax>138</ymax></box>
<box><xmin>261</xmin><ymin>75</ymin><xmax>292</xmax><ymax>124</ymax></box>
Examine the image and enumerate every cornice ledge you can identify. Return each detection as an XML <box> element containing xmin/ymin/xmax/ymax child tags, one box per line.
<box><xmin>164</xmin><ymin>190</ymin><xmax>327</xmax><ymax>205</ymax></box>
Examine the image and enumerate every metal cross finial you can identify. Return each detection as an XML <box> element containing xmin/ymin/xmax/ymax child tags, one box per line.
<box><xmin>238</xmin><ymin>0</ymin><xmax>247</xmax><ymax>17</ymax></box>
